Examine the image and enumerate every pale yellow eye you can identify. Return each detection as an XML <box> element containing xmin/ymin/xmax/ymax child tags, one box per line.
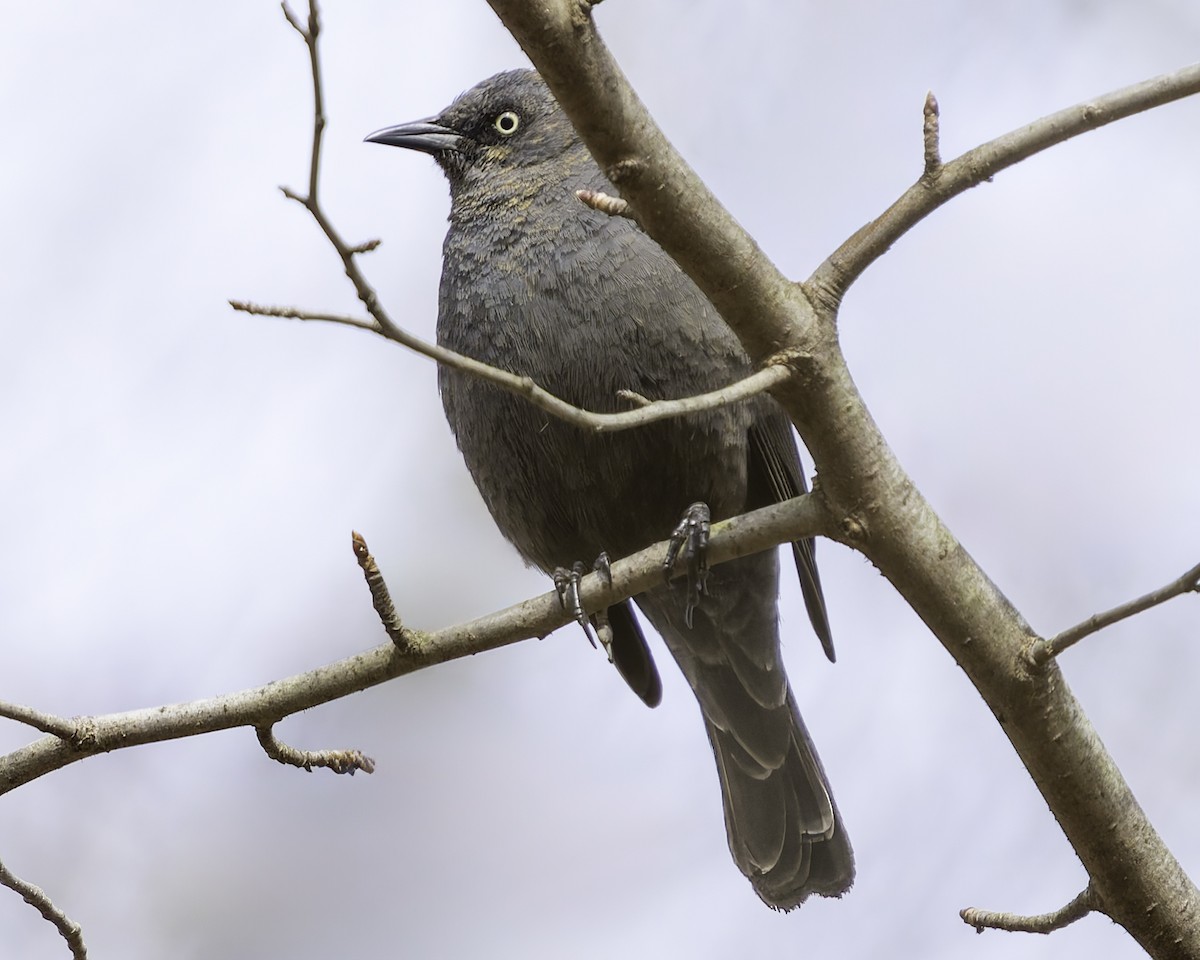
<box><xmin>494</xmin><ymin>111</ymin><xmax>520</xmax><ymax>136</ymax></box>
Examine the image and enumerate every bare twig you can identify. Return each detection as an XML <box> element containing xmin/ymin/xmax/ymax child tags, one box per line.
<box><xmin>256</xmin><ymin>724</ymin><xmax>375</xmax><ymax>775</ymax></box>
<box><xmin>229</xmin><ymin>301</ymin><xmax>376</xmax><ymax>333</ymax></box>
<box><xmin>1029</xmin><ymin>561</ymin><xmax>1200</xmax><ymax>665</ymax></box>
<box><xmin>0</xmin><ymin>494</ymin><xmax>828</xmax><ymax>796</ymax></box>
<box><xmin>812</xmin><ymin>63</ymin><xmax>1200</xmax><ymax>305</ymax></box>
<box><xmin>0</xmin><ymin>702</ymin><xmax>79</xmax><ymax>741</ymax></box>
<box><xmin>0</xmin><ymin>857</ymin><xmax>87</xmax><ymax>959</ymax></box>
<box><xmin>922</xmin><ymin>92</ymin><xmax>942</xmax><ymax>176</ymax></box>
<box><xmin>273</xmin><ymin>0</ymin><xmax>394</xmax><ymax>348</ymax></box>
<box><xmin>962</xmin><ymin>885</ymin><xmax>1098</xmax><ymax>935</ymax></box>
<box><xmin>281</xmin><ymin>0</ymin><xmax>325</xmax><ymax>205</ymax></box>
<box><xmin>228</xmin><ymin>300</ymin><xmax>795</xmax><ymax>434</ymax></box>
<box><xmin>352</xmin><ymin>531</ymin><xmax>407</xmax><ymax>649</ymax></box>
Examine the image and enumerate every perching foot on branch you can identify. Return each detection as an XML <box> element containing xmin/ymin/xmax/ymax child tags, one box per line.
<box><xmin>664</xmin><ymin>501</ymin><xmax>711</xmax><ymax>627</ymax></box>
<box><xmin>553</xmin><ymin>558</ymin><xmax>602</xmax><ymax>648</ymax></box>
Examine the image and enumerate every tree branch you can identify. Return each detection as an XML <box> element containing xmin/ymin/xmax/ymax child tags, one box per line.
<box><xmin>811</xmin><ymin>63</ymin><xmax>1200</xmax><ymax>306</ymax></box>
<box><xmin>0</xmin><ymin>702</ymin><xmax>80</xmax><ymax>742</ymax></box>
<box><xmin>0</xmin><ymin>494</ymin><xmax>827</xmax><ymax>797</ymax></box>
<box><xmin>482</xmin><ymin>3</ymin><xmax>1200</xmax><ymax>955</ymax></box>
<box><xmin>0</xmin><ymin>857</ymin><xmax>87</xmax><ymax>960</ymax></box>
<box><xmin>1029</xmin><ymin>561</ymin><xmax>1200</xmax><ymax>665</ymax></box>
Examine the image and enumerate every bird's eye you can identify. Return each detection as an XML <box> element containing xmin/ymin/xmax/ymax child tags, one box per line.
<box><xmin>493</xmin><ymin>111</ymin><xmax>520</xmax><ymax>136</ymax></box>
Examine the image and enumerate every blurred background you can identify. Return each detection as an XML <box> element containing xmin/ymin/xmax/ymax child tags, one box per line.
<box><xmin>2</xmin><ymin>2</ymin><xmax>1198</xmax><ymax>957</ymax></box>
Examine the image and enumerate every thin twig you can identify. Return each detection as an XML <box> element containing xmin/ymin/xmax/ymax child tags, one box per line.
<box><xmin>256</xmin><ymin>724</ymin><xmax>375</xmax><ymax>775</ymax></box>
<box><xmin>0</xmin><ymin>856</ymin><xmax>87</xmax><ymax>959</ymax></box>
<box><xmin>229</xmin><ymin>300</ymin><xmax>795</xmax><ymax>434</ymax></box>
<box><xmin>0</xmin><ymin>494</ymin><xmax>828</xmax><ymax>796</ymax></box>
<box><xmin>1028</xmin><ymin>561</ymin><xmax>1200</xmax><ymax>665</ymax></box>
<box><xmin>281</xmin><ymin>0</ymin><xmax>325</xmax><ymax>204</ymax></box>
<box><xmin>229</xmin><ymin>301</ymin><xmax>377</xmax><ymax>333</ymax></box>
<box><xmin>962</xmin><ymin>885</ymin><xmax>1098</xmax><ymax>935</ymax></box>
<box><xmin>351</xmin><ymin>531</ymin><xmax>407</xmax><ymax>649</ymax></box>
<box><xmin>0</xmin><ymin>702</ymin><xmax>80</xmax><ymax>741</ymax></box>
<box><xmin>922</xmin><ymin>92</ymin><xmax>942</xmax><ymax>176</ymax></box>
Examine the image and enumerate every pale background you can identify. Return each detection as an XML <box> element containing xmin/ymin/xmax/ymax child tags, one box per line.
<box><xmin>2</xmin><ymin>2</ymin><xmax>1198</xmax><ymax>958</ymax></box>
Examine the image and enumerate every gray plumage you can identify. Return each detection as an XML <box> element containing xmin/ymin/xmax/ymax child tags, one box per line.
<box><xmin>367</xmin><ymin>69</ymin><xmax>853</xmax><ymax>909</ymax></box>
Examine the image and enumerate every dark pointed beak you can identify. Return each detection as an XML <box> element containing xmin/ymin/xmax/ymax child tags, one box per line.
<box><xmin>364</xmin><ymin>118</ymin><xmax>463</xmax><ymax>155</ymax></box>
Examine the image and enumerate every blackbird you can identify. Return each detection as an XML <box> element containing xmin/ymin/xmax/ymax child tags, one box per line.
<box><xmin>367</xmin><ymin>68</ymin><xmax>853</xmax><ymax>909</ymax></box>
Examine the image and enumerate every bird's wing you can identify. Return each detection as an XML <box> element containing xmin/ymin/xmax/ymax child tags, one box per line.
<box><xmin>746</xmin><ymin>410</ymin><xmax>835</xmax><ymax>662</ymax></box>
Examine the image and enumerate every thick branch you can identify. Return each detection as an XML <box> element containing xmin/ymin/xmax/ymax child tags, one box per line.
<box><xmin>0</xmin><ymin>494</ymin><xmax>827</xmax><ymax>796</ymax></box>
<box><xmin>483</xmin><ymin>3</ymin><xmax>1200</xmax><ymax>956</ymax></box>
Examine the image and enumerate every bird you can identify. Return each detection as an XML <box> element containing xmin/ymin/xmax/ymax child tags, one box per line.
<box><xmin>366</xmin><ymin>68</ymin><xmax>853</xmax><ymax>909</ymax></box>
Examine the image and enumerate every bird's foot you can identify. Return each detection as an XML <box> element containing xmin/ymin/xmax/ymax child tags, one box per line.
<box><xmin>552</xmin><ymin>553</ymin><xmax>613</xmax><ymax>657</ymax></box>
<box><xmin>664</xmin><ymin>501</ymin><xmax>711</xmax><ymax>628</ymax></box>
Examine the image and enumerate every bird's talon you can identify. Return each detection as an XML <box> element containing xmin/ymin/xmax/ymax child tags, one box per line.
<box><xmin>552</xmin><ymin>561</ymin><xmax>597</xmax><ymax>647</ymax></box>
<box><xmin>593</xmin><ymin>608</ymin><xmax>616</xmax><ymax>663</ymax></box>
<box><xmin>594</xmin><ymin>551</ymin><xmax>613</xmax><ymax>588</ymax></box>
<box><xmin>666</xmin><ymin>502</ymin><xmax>711</xmax><ymax>625</ymax></box>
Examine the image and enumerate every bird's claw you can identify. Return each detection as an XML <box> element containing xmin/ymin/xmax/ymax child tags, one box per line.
<box><xmin>593</xmin><ymin>608</ymin><xmax>615</xmax><ymax>664</ymax></box>
<box><xmin>594</xmin><ymin>551</ymin><xmax>613</xmax><ymax>587</ymax></box>
<box><xmin>552</xmin><ymin>553</ymin><xmax>613</xmax><ymax>652</ymax></box>
<box><xmin>664</xmin><ymin>501</ymin><xmax>711</xmax><ymax>628</ymax></box>
<box><xmin>553</xmin><ymin>561</ymin><xmax>595</xmax><ymax>647</ymax></box>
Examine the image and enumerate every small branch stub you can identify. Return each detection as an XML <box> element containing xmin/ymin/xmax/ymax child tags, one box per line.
<box><xmin>923</xmin><ymin>91</ymin><xmax>942</xmax><ymax>176</ymax></box>
<box><xmin>256</xmin><ymin>724</ymin><xmax>375</xmax><ymax>775</ymax></box>
<box><xmin>352</xmin><ymin>531</ymin><xmax>409</xmax><ymax>649</ymax></box>
<box><xmin>576</xmin><ymin>188</ymin><xmax>638</xmax><ymax>223</ymax></box>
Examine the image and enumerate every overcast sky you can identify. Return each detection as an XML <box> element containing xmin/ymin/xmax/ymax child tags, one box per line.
<box><xmin>2</xmin><ymin>2</ymin><xmax>1199</xmax><ymax>958</ymax></box>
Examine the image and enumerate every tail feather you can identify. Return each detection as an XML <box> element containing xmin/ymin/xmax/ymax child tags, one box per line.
<box><xmin>636</xmin><ymin>548</ymin><xmax>854</xmax><ymax>909</ymax></box>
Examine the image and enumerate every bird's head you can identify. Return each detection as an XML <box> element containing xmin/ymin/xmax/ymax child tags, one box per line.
<box><xmin>366</xmin><ymin>69</ymin><xmax>581</xmax><ymax>194</ymax></box>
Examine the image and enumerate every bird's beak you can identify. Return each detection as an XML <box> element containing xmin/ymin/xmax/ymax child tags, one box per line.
<box><xmin>364</xmin><ymin>118</ymin><xmax>463</xmax><ymax>155</ymax></box>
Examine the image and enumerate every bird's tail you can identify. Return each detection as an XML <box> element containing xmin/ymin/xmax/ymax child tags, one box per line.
<box><xmin>636</xmin><ymin>548</ymin><xmax>854</xmax><ymax>909</ymax></box>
